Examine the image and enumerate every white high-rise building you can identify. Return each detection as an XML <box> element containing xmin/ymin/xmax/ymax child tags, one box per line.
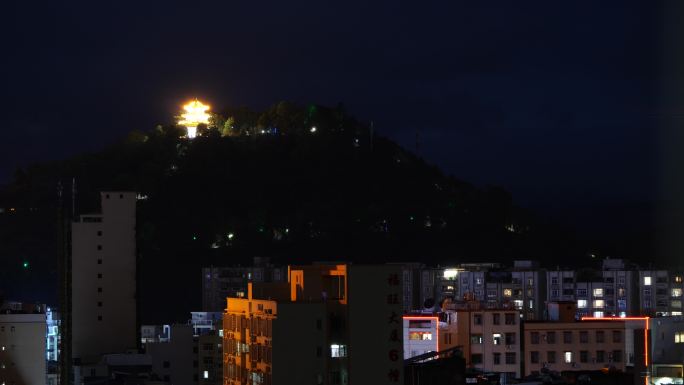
<box><xmin>72</xmin><ymin>192</ymin><xmax>137</xmax><ymax>363</ymax></box>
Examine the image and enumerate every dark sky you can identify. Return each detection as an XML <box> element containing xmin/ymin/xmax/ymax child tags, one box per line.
<box><xmin>0</xmin><ymin>1</ymin><xmax>676</xmax><ymax>212</ymax></box>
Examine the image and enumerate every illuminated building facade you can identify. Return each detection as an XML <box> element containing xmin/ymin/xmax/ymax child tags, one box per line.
<box><xmin>448</xmin><ymin>308</ymin><xmax>522</xmax><ymax>380</ymax></box>
<box><xmin>223</xmin><ymin>264</ymin><xmax>404</xmax><ymax>385</ymax></box>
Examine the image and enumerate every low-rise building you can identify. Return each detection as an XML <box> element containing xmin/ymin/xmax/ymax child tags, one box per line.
<box><xmin>0</xmin><ymin>312</ymin><xmax>47</xmax><ymax>385</ymax></box>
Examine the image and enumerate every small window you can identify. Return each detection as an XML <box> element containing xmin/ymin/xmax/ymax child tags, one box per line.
<box><xmin>97</xmin><ymin>259</ymin><xmax>102</xmax><ymax>265</ymax></box>
<box><xmin>316</xmin><ymin>319</ymin><xmax>322</xmax><ymax>330</ymax></box>
<box><xmin>97</xmin><ymin>245</ymin><xmax>102</xmax><ymax>251</ymax></box>
<box><xmin>97</xmin><ymin>231</ymin><xmax>102</xmax><ymax>236</ymax></box>
<box><xmin>106</xmin><ymin>194</ymin><xmax>110</xmax><ymax>199</ymax></box>
<box><xmin>10</xmin><ymin>327</ymin><xmax>14</xmax><ymax>332</ymax></box>
<box><xmin>98</xmin><ymin>287</ymin><xmax>102</xmax><ymax>293</ymax></box>
<box><xmin>119</xmin><ymin>194</ymin><xmax>124</xmax><ymax>199</ymax></box>
<box><xmin>530</xmin><ymin>351</ymin><xmax>539</xmax><ymax>363</ymax></box>
<box><xmin>163</xmin><ymin>361</ymin><xmax>170</xmax><ymax>368</ymax></box>
<box><xmin>97</xmin><ymin>273</ymin><xmax>102</xmax><ymax>279</ymax></box>
<box><xmin>97</xmin><ymin>302</ymin><xmax>103</xmax><ymax>307</ymax></box>
<box><xmin>97</xmin><ymin>315</ymin><xmax>102</xmax><ymax>321</ymax></box>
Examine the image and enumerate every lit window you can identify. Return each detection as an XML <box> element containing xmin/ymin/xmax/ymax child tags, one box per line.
<box><xmin>513</xmin><ymin>300</ymin><xmax>523</xmax><ymax>309</ymax></box>
<box><xmin>564</xmin><ymin>351</ymin><xmax>573</xmax><ymax>363</ymax></box>
<box><xmin>493</xmin><ymin>333</ymin><xmax>502</xmax><ymax>345</ymax></box>
<box><xmin>593</xmin><ymin>300</ymin><xmax>604</xmax><ymax>308</ymax></box>
<box><xmin>503</xmin><ymin>289</ymin><xmax>512</xmax><ymax>297</ymax></box>
<box><xmin>644</xmin><ymin>276</ymin><xmax>652</xmax><ymax>286</ymax></box>
<box><xmin>593</xmin><ymin>288</ymin><xmax>603</xmax><ymax>297</ymax></box>
<box><xmin>673</xmin><ymin>288</ymin><xmax>683</xmax><ymax>297</ymax></box>
<box><xmin>408</xmin><ymin>332</ymin><xmax>432</xmax><ymax>341</ymax></box>
<box><xmin>676</xmin><ymin>332</ymin><xmax>684</xmax><ymax>343</ymax></box>
<box><xmin>330</xmin><ymin>344</ymin><xmax>347</xmax><ymax>358</ymax></box>
<box><xmin>673</xmin><ymin>312</ymin><xmax>683</xmax><ymax>316</ymax></box>
<box><xmin>443</xmin><ymin>269</ymin><xmax>459</xmax><ymax>280</ymax></box>
<box><xmin>204</xmin><ymin>370</ymin><xmax>209</xmax><ymax>379</ymax></box>
<box><xmin>593</xmin><ymin>311</ymin><xmax>604</xmax><ymax>318</ymax></box>
<box><xmin>577</xmin><ymin>300</ymin><xmax>588</xmax><ymax>308</ymax></box>
<box><xmin>676</xmin><ymin>276</ymin><xmax>683</xmax><ymax>283</ymax></box>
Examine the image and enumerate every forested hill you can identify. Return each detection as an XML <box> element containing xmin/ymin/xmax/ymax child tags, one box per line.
<box><xmin>0</xmin><ymin>102</ymin><xmax>583</xmax><ymax>322</ymax></box>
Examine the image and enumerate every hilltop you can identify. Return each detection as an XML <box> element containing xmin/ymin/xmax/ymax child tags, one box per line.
<box><xmin>0</xmin><ymin>101</ymin><xmax>583</xmax><ymax>322</ymax></box>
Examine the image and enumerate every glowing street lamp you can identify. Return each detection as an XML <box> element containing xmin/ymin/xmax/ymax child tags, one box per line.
<box><xmin>178</xmin><ymin>99</ymin><xmax>210</xmax><ymax>139</ymax></box>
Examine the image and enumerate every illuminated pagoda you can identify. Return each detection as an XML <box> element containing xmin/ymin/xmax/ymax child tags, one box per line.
<box><xmin>178</xmin><ymin>99</ymin><xmax>210</xmax><ymax>139</ymax></box>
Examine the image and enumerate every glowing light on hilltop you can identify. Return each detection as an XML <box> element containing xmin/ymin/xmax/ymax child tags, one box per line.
<box><xmin>178</xmin><ymin>99</ymin><xmax>210</xmax><ymax>139</ymax></box>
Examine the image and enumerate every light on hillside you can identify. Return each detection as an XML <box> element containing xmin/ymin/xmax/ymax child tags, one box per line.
<box><xmin>178</xmin><ymin>99</ymin><xmax>210</xmax><ymax>139</ymax></box>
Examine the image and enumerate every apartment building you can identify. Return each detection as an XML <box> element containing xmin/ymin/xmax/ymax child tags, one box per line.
<box><xmin>224</xmin><ymin>264</ymin><xmax>404</xmax><ymax>385</ymax></box>
<box><xmin>71</xmin><ymin>192</ymin><xmax>137</xmax><ymax>365</ymax></box>
<box><xmin>639</xmin><ymin>270</ymin><xmax>684</xmax><ymax>316</ymax></box>
<box><xmin>146</xmin><ymin>324</ymin><xmax>195</xmax><ymax>383</ymax></box>
<box><xmin>202</xmin><ymin>257</ymin><xmax>287</xmax><ymax>312</ymax></box>
<box><xmin>0</xmin><ymin>312</ymin><xmax>47</xmax><ymax>385</ymax></box>
<box><xmin>651</xmin><ymin>316</ymin><xmax>684</xmax><ymax>384</ymax></box>
<box><xmin>440</xmin><ymin>306</ymin><xmax>522</xmax><ymax>380</ymax></box>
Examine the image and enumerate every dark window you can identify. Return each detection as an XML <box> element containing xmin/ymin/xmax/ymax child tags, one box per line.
<box><xmin>505</xmin><ymin>313</ymin><xmax>516</xmax><ymax>325</ymax></box>
<box><xmin>612</xmin><ymin>350</ymin><xmax>622</xmax><ymax>363</ymax></box>
<box><xmin>97</xmin><ymin>287</ymin><xmax>102</xmax><ymax>293</ymax></box>
<box><xmin>97</xmin><ymin>302</ymin><xmax>102</xmax><ymax>307</ymax></box>
<box><xmin>547</xmin><ymin>332</ymin><xmax>556</xmax><ymax>344</ymax></box>
<box><xmin>505</xmin><ymin>333</ymin><xmax>516</xmax><ymax>345</ymax></box>
<box><xmin>193</xmin><ymin>346</ymin><xmax>198</xmax><ymax>354</ymax></box>
<box><xmin>596</xmin><ymin>331</ymin><xmax>605</xmax><ymax>343</ymax></box>
<box><xmin>316</xmin><ymin>319</ymin><xmax>322</xmax><ymax>330</ymax></box>
<box><xmin>547</xmin><ymin>351</ymin><xmax>556</xmax><ymax>363</ymax></box>
<box><xmin>493</xmin><ymin>313</ymin><xmax>500</xmax><ymax>325</ymax></box>
<box><xmin>579</xmin><ymin>331</ymin><xmax>589</xmax><ymax>343</ymax></box>
<box><xmin>97</xmin><ymin>315</ymin><xmax>102</xmax><ymax>321</ymax></box>
<box><xmin>505</xmin><ymin>352</ymin><xmax>516</xmax><ymax>364</ymax></box>
<box><xmin>97</xmin><ymin>245</ymin><xmax>102</xmax><ymax>251</ymax></box>
<box><xmin>563</xmin><ymin>289</ymin><xmax>574</xmax><ymax>295</ymax></box>
<box><xmin>612</xmin><ymin>331</ymin><xmax>622</xmax><ymax>343</ymax></box>
<box><xmin>493</xmin><ymin>352</ymin><xmax>501</xmax><ymax>365</ymax></box>
<box><xmin>193</xmin><ymin>360</ymin><xmax>198</xmax><ymax>368</ymax></box>
<box><xmin>317</xmin><ymin>346</ymin><xmax>322</xmax><ymax>357</ymax></box>
<box><xmin>97</xmin><ymin>273</ymin><xmax>102</xmax><ymax>279</ymax></box>
<box><xmin>580</xmin><ymin>351</ymin><xmax>588</xmax><ymax>363</ymax></box>
<box><xmin>531</xmin><ymin>351</ymin><xmax>539</xmax><ymax>363</ymax></box>
<box><xmin>193</xmin><ymin>374</ymin><xmax>198</xmax><ymax>381</ymax></box>
<box><xmin>97</xmin><ymin>230</ymin><xmax>102</xmax><ymax>236</ymax></box>
<box><xmin>119</xmin><ymin>194</ymin><xmax>124</xmax><ymax>199</ymax></box>
<box><xmin>596</xmin><ymin>350</ymin><xmax>605</xmax><ymax>363</ymax></box>
<box><xmin>106</xmin><ymin>194</ymin><xmax>110</xmax><ymax>199</ymax></box>
<box><xmin>97</xmin><ymin>259</ymin><xmax>102</xmax><ymax>265</ymax></box>
<box><xmin>471</xmin><ymin>354</ymin><xmax>483</xmax><ymax>364</ymax></box>
<box><xmin>563</xmin><ymin>331</ymin><xmax>572</xmax><ymax>344</ymax></box>
<box><xmin>531</xmin><ymin>332</ymin><xmax>540</xmax><ymax>344</ymax></box>
<box><xmin>474</xmin><ymin>314</ymin><xmax>482</xmax><ymax>325</ymax></box>
<box><xmin>163</xmin><ymin>361</ymin><xmax>170</xmax><ymax>368</ymax></box>
<box><xmin>163</xmin><ymin>375</ymin><xmax>170</xmax><ymax>382</ymax></box>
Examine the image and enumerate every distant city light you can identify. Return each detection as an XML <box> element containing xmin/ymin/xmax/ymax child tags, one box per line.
<box><xmin>22</xmin><ymin>261</ymin><xmax>29</xmax><ymax>269</ymax></box>
<box><xmin>178</xmin><ymin>99</ymin><xmax>210</xmax><ymax>139</ymax></box>
<box><xmin>227</xmin><ymin>233</ymin><xmax>235</xmax><ymax>240</ymax></box>
<box><xmin>310</xmin><ymin>126</ymin><xmax>317</xmax><ymax>133</ymax></box>
<box><xmin>192</xmin><ymin>235</ymin><xmax>198</xmax><ymax>241</ymax></box>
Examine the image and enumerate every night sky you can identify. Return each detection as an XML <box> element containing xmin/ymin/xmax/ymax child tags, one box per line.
<box><xmin>1</xmin><ymin>2</ymin><xmax>681</xmax><ymax>216</ymax></box>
